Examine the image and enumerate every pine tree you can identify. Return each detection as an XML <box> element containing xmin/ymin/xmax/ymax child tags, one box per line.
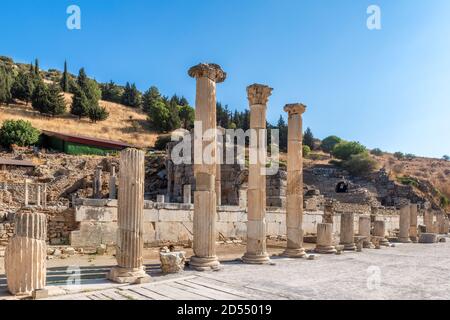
<box><xmin>142</xmin><ymin>86</ymin><xmax>161</xmax><ymax>113</ymax></box>
<box><xmin>0</xmin><ymin>66</ymin><xmax>12</xmax><ymax>104</ymax></box>
<box><xmin>11</xmin><ymin>71</ymin><xmax>35</xmax><ymax>104</ymax></box>
<box><xmin>87</xmin><ymin>104</ymin><xmax>109</xmax><ymax>123</ymax></box>
<box><xmin>277</xmin><ymin>115</ymin><xmax>288</xmax><ymax>152</ymax></box>
<box><xmin>121</xmin><ymin>82</ymin><xmax>142</xmax><ymax>108</ymax></box>
<box><xmin>100</xmin><ymin>81</ymin><xmax>123</xmax><ymax>103</ymax></box>
<box><xmin>303</xmin><ymin>127</ymin><xmax>315</xmax><ymax>149</ymax></box>
<box><xmin>179</xmin><ymin>105</ymin><xmax>195</xmax><ymax>129</ymax></box>
<box><xmin>167</xmin><ymin>99</ymin><xmax>181</xmax><ymax>130</ymax></box>
<box><xmin>70</xmin><ymin>85</ymin><xmax>90</xmax><ymax>119</ymax></box>
<box><xmin>31</xmin><ymin>81</ymin><xmax>66</xmax><ymax>116</ymax></box>
<box><xmin>60</xmin><ymin>60</ymin><xmax>70</xmax><ymax>92</ymax></box>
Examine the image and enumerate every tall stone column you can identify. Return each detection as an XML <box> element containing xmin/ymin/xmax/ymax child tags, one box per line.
<box><xmin>373</xmin><ymin>220</ymin><xmax>390</xmax><ymax>246</ymax></box>
<box><xmin>24</xmin><ymin>179</ymin><xmax>30</xmax><ymax>207</ymax></box>
<box><xmin>424</xmin><ymin>209</ymin><xmax>434</xmax><ymax>233</ymax></box>
<box><xmin>282</xmin><ymin>103</ymin><xmax>306</xmax><ymax>258</ymax></box>
<box><xmin>42</xmin><ymin>184</ymin><xmax>47</xmax><ymax>209</ymax></box>
<box><xmin>109</xmin><ymin>164</ymin><xmax>117</xmax><ymax>199</ymax></box>
<box><xmin>108</xmin><ymin>148</ymin><xmax>150</xmax><ymax>284</ymax></box>
<box><xmin>399</xmin><ymin>203</ymin><xmax>412</xmax><ymax>243</ymax></box>
<box><xmin>5</xmin><ymin>209</ymin><xmax>47</xmax><ymax>295</ymax></box>
<box><xmin>358</xmin><ymin>215</ymin><xmax>372</xmax><ymax>248</ymax></box>
<box><xmin>409</xmin><ymin>203</ymin><xmax>418</xmax><ymax>242</ymax></box>
<box><xmin>188</xmin><ymin>63</ymin><xmax>226</xmax><ymax>271</ymax></box>
<box><xmin>315</xmin><ymin>223</ymin><xmax>337</xmax><ymax>254</ymax></box>
<box><xmin>340</xmin><ymin>213</ymin><xmax>356</xmax><ymax>251</ymax></box>
<box><xmin>242</xmin><ymin>84</ymin><xmax>272</xmax><ymax>264</ymax></box>
<box><xmin>93</xmin><ymin>166</ymin><xmax>103</xmax><ymax>199</ymax></box>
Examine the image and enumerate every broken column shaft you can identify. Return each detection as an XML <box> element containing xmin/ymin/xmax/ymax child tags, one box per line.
<box><xmin>340</xmin><ymin>212</ymin><xmax>356</xmax><ymax>251</ymax></box>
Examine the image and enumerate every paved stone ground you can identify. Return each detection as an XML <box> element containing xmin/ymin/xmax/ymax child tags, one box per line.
<box><xmin>2</xmin><ymin>240</ymin><xmax>450</xmax><ymax>300</ymax></box>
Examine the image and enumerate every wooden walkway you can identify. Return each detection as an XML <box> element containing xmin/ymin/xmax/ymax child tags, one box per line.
<box><xmin>46</xmin><ymin>275</ymin><xmax>286</xmax><ymax>300</ymax></box>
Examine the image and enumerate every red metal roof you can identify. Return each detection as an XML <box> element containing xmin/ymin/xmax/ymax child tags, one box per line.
<box><xmin>42</xmin><ymin>130</ymin><xmax>136</xmax><ymax>150</ymax></box>
<box><xmin>0</xmin><ymin>159</ymin><xmax>36</xmax><ymax>167</ymax></box>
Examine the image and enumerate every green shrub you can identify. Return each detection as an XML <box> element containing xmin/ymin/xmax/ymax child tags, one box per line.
<box><xmin>394</xmin><ymin>152</ymin><xmax>405</xmax><ymax>160</ymax></box>
<box><xmin>332</xmin><ymin>141</ymin><xmax>366</xmax><ymax>161</ymax></box>
<box><xmin>321</xmin><ymin>135</ymin><xmax>342</xmax><ymax>154</ymax></box>
<box><xmin>0</xmin><ymin>119</ymin><xmax>40</xmax><ymax>147</ymax></box>
<box><xmin>370</xmin><ymin>148</ymin><xmax>384</xmax><ymax>156</ymax></box>
<box><xmin>342</xmin><ymin>153</ymin><xmax>377</xmax><ymax>176</ymax></box>
<box><xmin>405</xmin><ymin>153</ymin><xmax>416</xmax><ymax>160</ymax></box>
<box><xmin>87</xmin><ymin>105</ymin><xmax>109</xmax><ymax>123</ymax></box>
<box><xmin>154</xmin><ymin>134</ymin><xmax>172</xmax><ymax>150</ymax></box>
<box><xmin>302</xmin><ymin>145</ymin><xmax>311</xmax><ymax>157</ymax></box>
<box><xmin>440</xmin><ymin>195</ymin><xmax>450</xmax><ymax>208</ymax></box>
<box><xmin>443</xmin><ymin>155</ymin><xmax>450</xmax><ymax>161</ymax></box>
<box><xmin>397</xmin><ymin>176</ymin><xmax>419</xmax><ymax>188</ymax></box>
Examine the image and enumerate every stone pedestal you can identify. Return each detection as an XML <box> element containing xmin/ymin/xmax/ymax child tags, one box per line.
<box><xmin>409</xmin><ymin>203</ymin><xmax>418</xmax><ymax>242</ymax></box>
<box><xmin>242</xmin><ymin>84</ymin><xmax>272</xmax><ymax>264</ymax></box>
<box><xmin>373</xmin><ymin>220</ymin><xmax>390</xmax><ymax>246</ymax></box>
<box><xmin>157</xmin><ymin>195</ymin><xmax>165</xmax><ymax>203</ymax></box>
<box><xmin>315</xmin><ymin>223</ymin><xmax>336</xmax><ymax>254</ymax></box>
<box><xmin>399</xmin><ymin>204</ymin><xmax>412</xmax><ymax>243</ymax></box>
<box><xmin>282</xmin><ymin>103</ymin><xmax>307</xmax><ymax>258</ymax></box>
<box><xmin>188</xmin><ymin>63</ymin><xmax>226</xmax><ymax>271</ymax></box>
<box><xmin>5</xmin><ymin>209</ymin><xmax>47</xmax><ymax>295</ymax></box>
<box><xmin>183</xmin><ymin>185</ymin><xmax>192</xmax><ymax>204</ymax></box>
<box><xmin>109</xmin><ymin>164</ymin><xmax>117</xmax><ymax>199</ymax></box>
<box><xmin>93</xmin><ymin>166</ymin><xmax>103</xmax><ymax>199</ymax></box>
<box><xmin>160</xmin><ymin>250</ymin><xmax>186</xmax><ymax>274</ymax></box>
<box><xmin>358</xmin><ymin>216</ymin><xmax>373</xmax><ymax>248</ymax></box>
<box><xmin>340</xmin><ymin>213</ymin><xmax>356</xmax><ymax>251</ymax></box>
<box><xmin>108</xmin><ymin>148</ymin><xmax>150</xmax><ymax>284</ymax></box>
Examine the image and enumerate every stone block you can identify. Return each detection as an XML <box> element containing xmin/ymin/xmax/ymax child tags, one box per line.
<box><xmin>160</xmin><ymin>251</ymin><xmax>186</xmax><ymax>274</ymax></box>
<box><xmin>419</xmin><ymin>233</ymin><xmax>438</xmax><ymax>244</ymax></box>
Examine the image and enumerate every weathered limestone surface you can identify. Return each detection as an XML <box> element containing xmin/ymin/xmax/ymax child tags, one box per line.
<box><xmin>160</xmin><ymin>249</ymin><xmax>186</xmax><ymax>274</ymax></box>
<box><xmin>282</xmin><ymin>103</ymin><xmax>307</xmax><ymax>258</ymax></box>
<box><xmin>189</xmin><ymin>63</ymin><xmax>226</xmax><ymax>271</ymax></box>
<box><xmin>108</xmin><ymin>148</ymin><xmax>150</xmax><ymax>284</ymax></box>
<box><xmin>373</xmin><ymin>220</ymin><xmax>390</xmax><ymax>246</ymax></box>
<box><xmin>315</xmin><ymin>223</ymin><xmax>336</xmax><ymax>254</ymax></box>
<box><xmin>424</xmin><ymin>209</ymin><xmax>434</xmax><ymax>233</ymax></box>
<box><xmin>109</xmin><ymin>164</ymin><xmax>117</xmax><ymax>199</ymax></box>
<box><xmin>419</xmin><ymin>233</ymin><xmax>438</xmax><ymax>244</ymax></box>
<box><xmin>242</xmin><ymin>84</ymin><xmax>272</xmax><ymax>264</ymax></box>
<box><xmin>183</xmin><ymin>185</ymin><xmax>192</xmax><ymax>204</ymax></box>
<box><xmin>340</xmin><ymin>213</ymin><xmax>356</xmax><ymax>251</ymax></box>
<box><xmin>5</xmin><ymin>209</ymin><xmax>47</xmax><ymax>295</ymax></box>
<box><xmin>399</xmin><ymin>204</ymin><xmax>412</xmax><ymax>243</ymax></box>
<box><xmin>409</xmin><ymin>203</ymin><xmax>418</xmax><ymax>242</ymax></box>
<box><xmin>93</xmin><ymin>166</ymin><xmax>103</xmax><ymax>199</ymax></box>
<box><xmin>358</xmin><ymin>215</ymin><xmax>372</xmax><ymax>248</ymax></box>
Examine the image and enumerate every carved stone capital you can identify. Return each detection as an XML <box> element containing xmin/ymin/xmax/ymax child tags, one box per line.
<box><xmin>284</xmin><ymin>103</ymin><xmax>306</xmax><ymax>116</ymax></box>
<box><xmin>246</xmin><ymin>84</ymin><xmax>273</xmax><ymax>106</ymax></box>
<box><xmin>188</xmin><ymin>63</ymin><xmax>227</xmax><ymax>83</ymax></box>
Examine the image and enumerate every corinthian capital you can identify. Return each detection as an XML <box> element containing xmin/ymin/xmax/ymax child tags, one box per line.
<box><xmin>284</xmin><ymin>103</ymin><xmax>307</xmax><ymax>116</ymax></box>
<box><xmin>246</xmin><ymin>84</ymin><xmax>273</xmax><ymax>105</ymax></box>
<box><xmin>188</xmin><ymin>63</ymin><xmax>227</xmax><ymax>83</ymax></box>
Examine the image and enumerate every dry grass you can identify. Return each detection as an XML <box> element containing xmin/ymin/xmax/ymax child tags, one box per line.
<box><xmin>0</xmin><ymin>93</ymin><xmax>158</xmax><ymax>148</ymax></box>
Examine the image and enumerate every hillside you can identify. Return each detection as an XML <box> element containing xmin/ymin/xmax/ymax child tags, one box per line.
<box><xmin>0</xmin><ymin>93</ymin><xmax>158</xmax><ymax>148</ymax></box>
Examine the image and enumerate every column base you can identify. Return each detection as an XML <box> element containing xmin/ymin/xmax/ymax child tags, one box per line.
<box><xmin>399</xmin><ymin>237</ymin><xmax>412</xmax><ymax>243</ymax></box>
<box><xmin>363</xmin><ymin>241</ymin><xmax>375</xmax><ymax>249</ymax></box>
<box><xmin>108</xmin><ymin>266</ymin><xmax>151</xmax><ymax>284</ymax></box>
<box><xmin>189</xmin><ymin>256</ymin><xmax>220</xmax><ymax>271</ymax></box>
<box><xmin>342</xmin><ymin>243</ymin><xmax>357</xmax><ymax>251</ymax></box>
<box><xmin>242</xmin><ymin>252</ymin><xmax>271</xmax><ymax>265</ymax></box>
<box><xmin>281</xmin><ymin>248</ymin><xmax>306</xmax><ymax>258</ymax></box>
<box><xmin>315</xmin><ymin>245</ymin><xmax>337</xmax><ymax>254</ymax></box>
<box><xmin>410</xmin><ymin>236</ymin><xmax>418</xmax><ymax>243</ymax></box>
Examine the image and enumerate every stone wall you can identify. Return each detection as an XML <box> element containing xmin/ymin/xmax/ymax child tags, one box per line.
<box><xmin>70</xmin><ymin>198</ymin><xmax>407</xmax><ymax>249</ymax></box>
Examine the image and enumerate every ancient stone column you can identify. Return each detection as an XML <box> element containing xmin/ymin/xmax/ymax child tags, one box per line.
<box><xmin>373</xmin><ymin>220</ymin><xmax>390</xmax><ymax>246</ymax></box>
<box><xmin>183</xmin><ymin>185</ymin><xmax>192</xmax><ymax>204</ymax></box>
<box><xmin>399</xmin><ymin>203</ymin><xmax>412</xmax><ymax>243</ymax></box>
<box><xmin>109</xmin><ymin>164</ymin><xmax>117</xmax><ymax>199</ymax></box>
<box><xmin>282</xmin><ymin>103</ymin><xmax>306</xmax><ymax>258</ymax></box>
<box><xmin>108</xmin><ymin>148</ymin><xmax>150</xmax><ymax>284</ymax></box>
<box><xmin>409</xmin><ymin>203</ymin><xmax>418</xmax><ymax>242</ymax></box>
<box><xmin>358</xmin><ymin>215</ymin><xmax>372</xmax><ymax>248</ymax></box>
<box><xmin>315</xmin><ymin>223</ymin><xmax>336</xmax><ymax>254</ymax></box>
<box><xmin>24</xmin><ymin>179</ymin><xmax>30</xmax><ymax>207</ymax></box>
<box><xmin>5</xmin><ymin>209</ymin><xmax>47</xmax><ymax>295</ymax></box>
<box><xmin>242</xmin><ymin>84</ymin><xmax>272</xmax><ymax>264</ymax></box>
<box><xmin>438</xmin><ymin>212</ymin><xmax>448</xmax><ymax>234</ymax></box>
<box><xmin>323</xmin><ymin>199</ymin><xmax>335</xmax><ymax>224</ymax></box>
<box><xmin>42</xmin><ymin>184</ymin><xmax>47</xmax><ymax>209</ymax></box>
<box><xmin>188</xmin><ymin>63</ymin><xmax>226</xmax><ymax>271</ymax></box>
<box><xmin>340</xmin><ymin>213</ymin><xmax>356</xmax><ymax>251</ymax></box>
<box><xmin>424</xmin><ymin>209</ymin><xmax>434</xmax><ymax>233</ymax></box>
<box><xmin>93</xmin><ymin>166</ymin><xmax>103</xmax><ymax>199</ymax></box>
<box><xmin>36</xmin><ymin>184</ymin><xmax>41</xmax><ymax>206</ymax></box>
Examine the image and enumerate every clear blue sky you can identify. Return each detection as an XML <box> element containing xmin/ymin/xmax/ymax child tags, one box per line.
<box><xmin>1</xmin><ymin>0</ymin><xmax>449</xmax><ymax>158</ymax></box>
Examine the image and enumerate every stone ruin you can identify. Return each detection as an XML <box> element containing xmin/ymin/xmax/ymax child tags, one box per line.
<box><xmin>1</xmin><ymin>62</ymin><xmax>450</xmax><ymax>297</ymax></box>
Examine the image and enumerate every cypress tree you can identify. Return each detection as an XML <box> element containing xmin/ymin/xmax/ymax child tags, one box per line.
<box><xmin>34</xmin><ymin>59</ymin><xmax>40</xmax><ymax>77</ymax></box>
<box><xmin>61</xmin><ymin>60</ymin><xmax>70</xmax><ymax>92</ymax></box>
<box><xmin>303</xmin><ymin>127</ymin><xmax>315</xmax><ymax>149</ymax></box>
<box><xmin>11</xmin><ymin>71</ymin><xmax>35</xmax><ymax>104</ymax></box>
